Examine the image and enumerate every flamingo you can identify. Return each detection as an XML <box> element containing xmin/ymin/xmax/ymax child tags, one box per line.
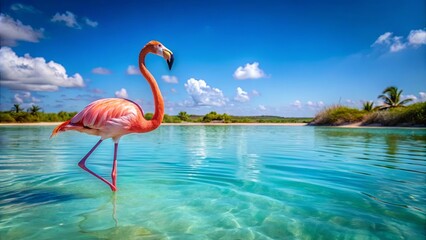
<box><xmin>50</xmin><ymin>40</ymin><xmax>174</xmax><ymax>191</ymax></box>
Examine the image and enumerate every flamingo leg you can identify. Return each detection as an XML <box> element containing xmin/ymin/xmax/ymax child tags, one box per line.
<box><xmin>78</xmin><ymin>139</ymin><xmax>117</xmax><ymax>191</ymax></box>
<box><xmin>111</xmin><ymin>143</ymin><xmax>118</xmax><ymax>189</ymax></box>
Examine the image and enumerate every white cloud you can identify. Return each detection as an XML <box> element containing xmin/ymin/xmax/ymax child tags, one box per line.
<box><xmin>161</xmin><ymin>75</ymin><xmax>178</xmax><ymax>84</ymax></box>
<box><xmin>234</xmin><ymin>87</ymin><xmax>250</xmax><ymax>102</ymax></box>
<box><xmin>51</xmin><ymin>11</ymin><xmax>80</xmax><ymax>29</ymax></box>
<box><xmin>115</xmin><ymin>88</ymin><xmax>128</xmax><ymax>98</ymax></box>
<box><xmin>307</xmin><ymin>101</ymin><xmax>325</xmax><ymax>108</ymax></box>
<box><xmin>0</xmin><ymin>13</ymin><xmax>44</xmax><ymax>46</ymax></box>
<box><xmin>252</xmin><ymin>90</ymin><xmax>260</xmax><ymax>96</ymax></box>
<box><xmin>126</xmin><ymin>65</ymin><xmax>140</xmax><ymax>75</ymax></box>
<box><xmin>184</xmin><ymin>78</ymin><xmax>227</xmax><ymax>106</ymax></box>
<box><xmin>373</xmin><ymin>29</ymin><xmax>426</xmax><ymax>53</ymax></box>
<box><xmin>258</xmin><ymin>105</ymin><xmax>266</xmax><ymax>111</ymax></box>
<box><xmin>403</xmin><ymin>92</ymin><xmax>426</xmax><ymax>103</ymax></box>
<box><xmin>373</xmin><ymin>32</ymin><xmax>393</xmax><ymax>45</ymax></box>
<box><xmin>403</xmin><ymin>94</ymin><xmax>417</xmax><ymax>101</ymax></box>
<box><xmin>292</xmin><ymin>100</ymin><xmax>302</xmax><ymax>109</ymax></box>
<box><xmin>10</xmin><ymin>3</ymin><xmax>41</xmax><ymax>13</ymax></box>
<box><xmin>389</xmin><ymin>36</ymin><xmax>406</xmax><ymax>52</ymax></box>
<box><xmin>233</xmin><ymin>62</ymin><xmax>266</xmax><ymax>80</ymax></box>
<box><xmin>13</xmin><ymin>92</ymin><xmax>40</xmax><ymax>104</ymax></box>
<box><xmin>419</xmin><ymin>92</ymin><xmax>426</xmax><ymax>102</ymax></box>
<box><xmin>84</xmin><ymin>17</ymin><xmax>98</xmax><ymax>27</ymax></box>
<box><xmin>0</xmin><ymin>47</ymin><xmax>85</xmax><ymax>91</ymax></box>
<box><xmin>92</xmin><ymin>67</ymin><xmax>111</xmax><ymax>75</ymax></box>
<box><xmin>408</xmin><ymin>29</ymin><xmax>426</xmax><ymax>45</ymax></box>
<box><xmin>14</xmin><ymin>93</ymin><xmax>24</xmax><ymax>104</ymax></box>
<box><xmin>293</xmin><ymin>100</ymin><xmax>324</xmax><ymax>109</ymax></box>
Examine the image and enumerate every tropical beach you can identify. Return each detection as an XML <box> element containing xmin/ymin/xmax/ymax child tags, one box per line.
<box><xmin>1</xmin><ymin>0</ymin><xmax>425</xmax><ymax>239</ymax></box>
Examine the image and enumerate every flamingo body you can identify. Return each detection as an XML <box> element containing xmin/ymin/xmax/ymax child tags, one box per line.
<box><xmin>52</xmin><ymin>98</ymin><xmax>146</xmax><ymax>140</ymax></box>
<box><xmin>51</xmin><ymin>40</ymin><xmax>174</xmax><ymax>191</ymax></box>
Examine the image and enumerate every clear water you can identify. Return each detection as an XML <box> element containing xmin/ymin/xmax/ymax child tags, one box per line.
<box><xmin>0</xmin><ymin>126</ymin><xmax>425</xmax><ymax>239</ymax></box>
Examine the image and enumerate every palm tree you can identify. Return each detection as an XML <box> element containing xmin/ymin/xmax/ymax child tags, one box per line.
<box><xmin>28</xmin><ymin>105</ymin><xmax>42</xmax><ymax>115</ymax></box>
<box><xmin>177</xmin><ymin>111</ymin><xmax>190</xmax><ymax>121</ymax></box>
<box><xmin>362</xmin><ymin>101</ymin><xmax>374</xmax><ymax>112</ymax></box>
<box><xmin>378</xmin><ymin>86</ymin><xmax>413</xmax><ymax>110</ymax></box>
<box><xmin>11</xmin><ymin>104</ymin><xmax>23</xmax><ymax>113</ymax></box>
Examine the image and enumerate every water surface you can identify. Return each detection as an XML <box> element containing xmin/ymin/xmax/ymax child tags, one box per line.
<box><xmin>0</xmin><ymin>126</ymin><xmax>425</xmax><ymax>239</ymax></box>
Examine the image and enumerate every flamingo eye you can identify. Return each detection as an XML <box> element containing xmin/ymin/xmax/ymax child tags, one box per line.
<box><xmin>158</xmin><ymin>44</ymin><xmax>162</xmax><ymax>48</ymax></box>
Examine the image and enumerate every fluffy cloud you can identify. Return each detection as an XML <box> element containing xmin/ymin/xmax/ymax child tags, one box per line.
<box><xmin>161</xmin><ymin>75</ymin><xmax>178</xmax><ymax>84</ymax></box>
<box><xmin>408</xmin><ymin>29</ymin><xmax>426</xmax><ymax>45</ymax></box>
<box><xmin>389</xmin><ymin>36</ymin><xmax>406</xmax><ymax>52</ymax></box>
<box><xmin>13</xmin><ymin>91</ymin><xmax>29</xmax><ymax>104</ymax></box>
<box><xmin>372</xmin><ymin>29</ymin><xmax>426</xmax><ymax>53</ymax></box>
<box><xmin>126</xmin><ymin>65</ymin><xmax>140</xmax><ymax>75</ymax></box>
<box><xmin>0</xmin><ymin>13</ymin><xmax>44</xmax><ymax>46</ymax></box>
<box><xmin>115</xmin><ymin>88</ymin><xmax>128</xmax><ymax>98</ymax></box>
<box><xmin>92</xmin><ymin>67</ymin><xmax>111</xmax><ymax>75</ymax></box>
<box><xmin>234</xmin><ymin>87</ymin><xmax>250</xmax><ymax>102</ymax></box>
<box><xmin>184</xmin><ymin>78</ymin><xmax>227</xmax><ymax>106</ymax></box>
<box><xmin>84</xmin><ymin>17</ymin><xmax>98</xmax><ymax>27</ymax></box>
<box><xmin>13</xmin><ymin>91</ymin><xmax>40</xmax><ymax>104</ymax></box>
<box><xmin>292</xmin><ymin>100</ymin><xmax>302</xmax><ymax>109</ymax></box>
<box><xmin>51</xmin><ymin>11</ymin><xmax>80</xmax><ymax>29</ymax></box>
<box><xmin>233</xmin><ymin>62</ymin><xmax>266</xmax><ymax>80</ymax></box>
<box><xmin>0</xmin><ymin>47</ymin><xmax>84</xmax><ymax>91</ymax></box>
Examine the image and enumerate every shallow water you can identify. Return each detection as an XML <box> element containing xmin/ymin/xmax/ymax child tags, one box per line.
<box><xmin>0</xmin><ymin>125</ymin><xmax>425</xmax><ymax>239</ymax></box>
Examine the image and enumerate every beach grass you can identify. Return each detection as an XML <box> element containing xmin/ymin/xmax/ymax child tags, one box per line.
<box><xmin>311</xmin><ymin>102</ymin><xmax>426</xmax><ymax>126</ymax></box>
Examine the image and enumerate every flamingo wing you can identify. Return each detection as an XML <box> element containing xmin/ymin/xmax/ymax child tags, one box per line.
<box><xmin>52</xmin><ymin>98</ymin><xmax>144</xmax><ymax>139</ymax></box>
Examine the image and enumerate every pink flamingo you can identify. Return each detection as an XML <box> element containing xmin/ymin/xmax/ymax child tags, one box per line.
<box><xmin>51</xmin><ymin>40</ymin><xmax>173</xmax><ymax>191</ymax></box>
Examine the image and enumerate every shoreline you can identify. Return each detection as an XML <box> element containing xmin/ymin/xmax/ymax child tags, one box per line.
<box><xmin>0</xmin><ymin>122</ymin><xmax>308</xmax><ymax>126</ymax></box>
<box><xmin>0</xmin><ymin>122</ymin><xmax>424</xmax><ymax>128</ymax></box>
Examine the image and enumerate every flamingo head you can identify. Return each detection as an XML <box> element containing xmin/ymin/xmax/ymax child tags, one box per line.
<box><xmin>146</xmin><ymin>40</ymin><xmax>174</xmax><ymax>70</ymax></box>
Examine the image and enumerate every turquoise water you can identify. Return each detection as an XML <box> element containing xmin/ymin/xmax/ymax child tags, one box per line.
<box><xmin>0</xmin><ymin>125</ymin><xmax>425</xmax><ymax>239</ymax></box>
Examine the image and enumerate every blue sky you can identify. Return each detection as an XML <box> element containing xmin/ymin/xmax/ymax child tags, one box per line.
<box><xmin>0</xmin><ymin>0</ymin><xmax>425</xmax><ymax>117</ymax></box>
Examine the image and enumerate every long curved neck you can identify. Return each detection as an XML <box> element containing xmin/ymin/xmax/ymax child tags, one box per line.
<box><xmin>139</xmin><ymin>47</ymin><xmax>164</xmax><ymax>130</ymax></box>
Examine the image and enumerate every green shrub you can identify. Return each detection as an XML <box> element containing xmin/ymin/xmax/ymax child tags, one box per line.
<box><xmin>363</xmin><ymin>102</ymin><xmax>426</xmax><ymax>126</ymax></box>
<box><xmin>0</xmin><ymin>113</ymin><xmax>16</xmax><ymax>123</ymax></box>
<box><xmin>311</xmin><ymin>105</ymin><xmax>366</xmax><ymax>125</ymax></box>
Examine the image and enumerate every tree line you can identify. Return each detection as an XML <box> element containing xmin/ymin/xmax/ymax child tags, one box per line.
<box><xmin>0</xmin><ymin>104</ymin><xmax>310</xmax><ymax>124</ymax></box>
<box><xmin>1</xmin><ymin>104</ymin><xmax>78</xmax><ymax>123</ymax></box>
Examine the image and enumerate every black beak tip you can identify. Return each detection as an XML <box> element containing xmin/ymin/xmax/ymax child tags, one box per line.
<box><xmin>167</xmin><ymin>54</ymin><xmax>174</xmax><ymax>70</ymax></box>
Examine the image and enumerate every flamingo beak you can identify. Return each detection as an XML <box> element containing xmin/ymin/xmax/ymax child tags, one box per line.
<box><xmin>167</xmin><ymin>53</ymin><xmax>174</xmax><ymax>70</ymax></box>
<box><xmin>163</xmin><ymin>49</ymin><xmax>174</xmax><ymax>70</ymax></box>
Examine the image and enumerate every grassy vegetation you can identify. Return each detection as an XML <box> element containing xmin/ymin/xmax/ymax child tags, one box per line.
<box><xmin>311</xmin><ymin>86</ymin><xmax>425</xmax><ymax>127</ymax></box>
<box><xmin>311</xmin><ymin>105</ymin><xmax>366</xmax><ymax>126</ymax></box>
<box><xmin>363</xmin><ymin>102</ymin><xmax>426</xmax><ymax>126</ymax></box>
<box><xmin>311</xmin><ymin>102</ymin><xmax>426</xmax><ymax>126</ymax></box>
